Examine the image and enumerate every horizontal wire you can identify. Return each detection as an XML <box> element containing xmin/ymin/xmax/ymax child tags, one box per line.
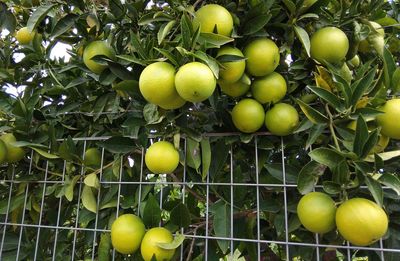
<box><xmin>0</xmin><ymin>221</ymin><xmax>398</xmax><ymax>254</ymax></box>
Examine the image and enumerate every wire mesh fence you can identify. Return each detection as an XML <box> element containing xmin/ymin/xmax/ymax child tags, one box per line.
<box><xmin>0</xmin><ymin>134</ymin><xmax>399</xmax><ymax>260</ymax></box>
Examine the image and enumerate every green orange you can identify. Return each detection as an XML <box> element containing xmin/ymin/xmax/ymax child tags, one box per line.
<box><xmin>244</xmin><ymin>38</ymin><xmax>280</xmax><ymax>77</ymax></box>
<box><xmin>145</xmin><ymin>141</ymin><xmax>180</xmax><ymax>174</ymax></box>
<box><xmin>194</xmin><ymin>4</ymin><xmax>233</xmax><ymax>36</ymax></box>
<box><xmin>83</xmin><ymin>41</ymin><xmax>115</xmax><ymax>74</ymax></box>
<box><xmin>111</xmin><ymin>214</ymin><xmax>146</xmax><ymax>254</ymax></box>
<box><xmin>217</xmin><ymin>46</ymin><xmax>246</xmax><ymax>84</ymax></box>
<box><xmin>251</xmin><ymin>72</ymin><xmax>287</xmax><ymax>104</ymax></box>
<box><xmin>265</xmin><ymin>103</ymin><xmax>299</xmax><ymax>136</ymax></box>
<box><xmin>231</xmin><ymin>99</ymin><xmax>265</xmax><ymax>133</ymax></box>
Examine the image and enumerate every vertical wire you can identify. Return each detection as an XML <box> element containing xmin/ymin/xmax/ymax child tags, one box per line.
<box><xmin>137</xmin><ymin>147</ymin><xmax>145</xmax><ymax>216</ymax></box>
<box><xmin>281</xmin><ymin>138</ymin><xmax>290</xmax><ymax>260</ymax></box>
<box><xmin>51</xmin><ymin>160</ymin><xmax>67</xmax><ymax>261</ymax></box>
<box><xmin>0</xmin><ymin>165</ymin><xmax>16</xmax><ymax>259</ymax></box>
<box><xmin>111</xmin><ymin>156</ymin><xmax>124</xmax><ymax>261</ymax></box>
<box><xmin>91</xmin><ymin>148</ymin><xmax>105</xmax><ymax>260</ymax></box>
<box><xmin>16</xmin><ymin>150</ymin><xmax>34</xmax><ymax>260</ymax></box>
<box><xmin>347</xmin><ymin>241</ymin><xmax>351</xmax><ymax>260</ymax></box>
<box><xmin>33</xmin><ymin>147</ymin><xmax>51</xmax><ymax>260</ymax></box>
<box><xmin>230</xmin><ymin>145</ymin><xmax>234</xmax><ymax>258</ymax></box>
<box><xmin>255</xmin><ymin>137</ymin><xmax>261</xmax><ymax>258</ymax></box>
<box><xmin>380</xmin><ymin>238</ymin><xmax>385</xmax><ymax>261</ymax></box>
<box><xmin>180</xmin><ymin>138</ymin><xmax>187</xmax><ymax>261</ymax></box>
<box><xmin>71</xmin><ymin>141</ymin><xmax>87</xmax><ymax>261</ymax></box>
<box><xmin>205</xmin><ymin>160</ymin><xmax>210</xmax><ymax>261</ymax></box>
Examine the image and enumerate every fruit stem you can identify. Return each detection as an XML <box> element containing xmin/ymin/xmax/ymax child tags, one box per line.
<box><xmin>325</xmin><ymin>104</ymin><xmax>341</xmax><ymax>151</ymax></box>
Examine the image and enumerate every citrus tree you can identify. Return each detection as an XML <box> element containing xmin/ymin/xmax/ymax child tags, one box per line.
<box><xmin>1</xmin><ymin>0</ymin><xmax>400</xmax><ymax>260</ymax></box>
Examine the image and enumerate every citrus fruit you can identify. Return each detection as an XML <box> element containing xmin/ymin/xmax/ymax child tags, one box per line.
<box><xmin>139</xmin><ymin>62</ymin><xmax>183</xmax><ymax>108</ymax></box>
<box><xmin>310</xmin><ymin>27</ymin><xmax>349</xmax><ymax>65</ymax></box>
<box><xmin>217</xmin><ymin>46</ymin><xmax>246</xmax><ymax>84</ymax></box>
<box><xmin>145</xmin><ymin>141</ymin><xmax>179</xmax><ymax>174</ymax></box>
<box><xmin>244</xmin><ymin>38</ymin><xmax>280</xmax><ymax>77</ymax></box>
<box><xmin>231</xmin><ymin>99</ymin><xmax>265</xmax><ymax>133</ymax></box>
<box><xmin>15</xmin><ymin>27</ymin><xmax>35</xmax><ymax>45</ymax></box>
<box><xmin>218</xmin><ymin>74</ymin><xmax>250</xmax><ymax>98</ymax></box>
<box><xmin>347</xmin><ymin>121</ymin><xmax>390</xmax><ymax>154</ymax></box>
<box><xmin>358</xmin><ymin>22</ymin><xmax>385</xmax><ymax>54</ymax></box>
<box><xmin>251</xmin><ymin>72</ymin><xmax>287</xmax><ymax>104</ymax></box>
<box><xmin>111</xmin><ymin>214</ymin><xmax>146</xmax><ymax>254</ymax></box>
<box><xmin>297</xmin><ymin>192</ymin><xmax>336</xmax><ymax>233</ymax></box>
<box><xmin>83</xmin><ymin>41</ymin><xmax>115</xmax><ymax>74</ymax></box>
<box><xmin>140</xmin><ymin>227</ymin><xmax>175</xmax><ymax>261</ymax></box>
<box><xmin>194</xmin><ymin>4</ymin><xmax>233</xmax><ymax>37</ymax></box>
<box><xmin>0</xmin><ymin>140</ymin><xmax>7</xmax><ymax>164</ymax></box>
<box><xmin>336</xmin><ymin>198</ymin><xmax>388</xmax><ymax>246</ymax></box>
<box><xmin>347</xmin><ymin>55</ymin><xmax>360</xmax><ymax>69</ymax></box>
<box><xmin>0</xmin><ymin>133</ymin><xmax>25</xmax><ymax>163</ymax></box>
<box><xmin>265</xmin><ymin>103</ymin><xmax>299</xmax><ymax>136</ymax></box>
<box><xmin>376</xmin><ymin>99</ymin><xmax>400</xmax><ymax>140</ymax></box>
<box><xmin>158</xmin><ymin>94</ymin><xmax>186</xmax><ymax>110</ymax></box>
<box><xmin>175</xmin><ymin>62</ymin><xmax>216</xmax><ymax>102</ymax></box>
<box><xmin>84</xmin><ymin>148</ymin><xmax>101</xmax><ymax>168</ymax></box>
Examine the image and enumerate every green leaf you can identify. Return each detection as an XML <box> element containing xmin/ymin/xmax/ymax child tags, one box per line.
<box><xmin>142</xmin><ymin>194</ymin><xmax>161</xmax><ymax>228</ymax></box>
<box><xmin>98</xmin><ymin>136</ymin><xmax>135</xmax><ymax>154</ymax></box>
<box><xmin>201</xmin><ymin>138</ymin><xmax>211</xmax><ymax>181</ymax></box>
<box><xmin>193</xmin><ymin>51</ymin><xmax>219</xmax><ymax>79</ymax></box>
<box><xmin>308</xmin><ymin>86</ymin><xmax>344</xmax><ymax>111</ymax></box>
<box><xmin>180</xmin><ymin>13</ymin><xmax>192</xmax><ymax>50</ymax></box>
<box><xmin>305</xmin><ymin>124</ymin><xmax>326</xmax><ymax>149</ymax></box>
<box><xmin>170</xmin><ymin>203</ymin><xmax>190</xmax><ymax>229</ymax></box>
<box><xmin>209</xmin><ymin>200</ymin><xmax>230</xmax><ymax>253</ymax></box>
<box><xmin>130</xmin><ymin>31</ymin><xmax>147</xmax><ymax>59</ymax></box>
<box><xmin>27</xmin><ymin>4</ymin><xmax>57</xmax><ymax>32</ymax></box>
<box><xmin>0</xmin><ymin>194</ymin><xmax>25</xmax><ymax>214</ymax></box>
<box><xmin>84</xmin><ymin>173</ymin><xmax>100</xmax><ymax>189</ymax></box>
<box><xmin>31</xmin><ymin>147</ymin><xmax>59</xmax><ymax>159</ymax></box>
<box><xmin>377</xmin><ymin>173</ymin><xmax>400</xmax><ymax>195</ymax></box>
<box><xmin>383</xmin><ymin>47</ymin><xmax>396</xmax><ymax>90</ymax></box>
<box><xmin>157</xmin><ymin>234</ymin><xmax>185</xmax><ymax>250</ymax></box>
<box><xmin>309</xmin><ymin>148</ymin><xmax>345</xmax><ymax>170</ymax></box>
<box><xmin>59</xmin><ymin>137</ymin><xmax>78</xmax><ymax>161</ymax></box>
<box><xmin>0</xmin><ymin>8</ymin><xmax>16</xmax><ymax>33</ymax></box>
<box><xmin>322</xmin><ymin>181</ymin><xmax>341</xmax><ymax>195</ymax></box>
<box><xmin>186</xmin><ymin>138</ymin><xmax>201</xmax><ymax>172</ymax></box>
<box><xmin>158</xmin><ymin>20</ymin><xmax>176</xmax><ymax>45</ymax></box>
<box><xmin>361</xmin><ymin>129</ymin><xmax>379</xmax><ymax>159</ymax></box>
<box><xmin>82</xmin><ymin>185</ymin><xmax>97</xmax><ymax>213</ymax></box>
<box><xmin>98</xmin><ymin>233</ymin><xmax>111</xmax><ymax>261</ymax></box>
<box><xmin>332</xmin><ymin>160</ymin><xmax>350</xmax><ymax>184</ymax></box>
<box><xmin>282</xmin><ymin>0</ymin><xmax>296</xmax><ymax>15</ymax></box>
<box><xmin>109</xmin><ymin>62</ymin><xmax>135</xmax><ymax>80</ymax></box>
<box><xmin>51</xmin><ymin>14</ymin><xmax>78</xmax><ymax>38</ymax></box>
<box><xmin>242</xmin><ymin>13</ymin><xmax>272</xmax><ymax>35</ymax></box>
<box><xmin>295</xmin><ymin>98</ymin><xmax>328</xmax><ymax>124</ymax></box>
<box><xmin>294</xmin><ymin>25</ymin><xmax>310</xmax><ymax>57</ymax></box>
<box><xmin>297</xmin><ymin>161</ymin><xmax>326</xmax><ymax>194</ymax></box>
<box><xmin>365</xmin><ymin>150</ymin><xmax>400</xmax><ymax>162</ymax></box>
<box><xmin>154</xmin><ymin>48</ymin><xmax>179</xmax><ymax>67</ymax></box>
<box><xmin>353</xmin><ymin>115</ymin><xmax>369</xmax><ymax>157</ymax></box>
<box><xmin>143</xmin><ymin>103</ymin><xmax>164</xmax><ymax>124</ymax></box>
<box><xmin>116</xmin><ymin>54</ymin><xmax>147</xmax><ymax>66</ymax></box>
<box><xmin>350</xmin><ymin>66</ymin><xmax>377</xmax><ymax>106</ymax></box>
<box><xmin>365</xmin><ymin>176</ymin><xmax>383</xmax><ymax>207</ymax></box>
<box><xmin>65</xmin><ymin>175</ymin><xmax>80</xmax><ymax>202</ymax></box>
<box><xmin>198</xmin><ymin>33</ymin><xmax>234</xmax><ymax>46</ymax></box>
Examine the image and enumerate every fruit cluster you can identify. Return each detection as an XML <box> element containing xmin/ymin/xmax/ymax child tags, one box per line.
<box><xmin>111</xmin><ymin>214</ymin><xmax>177</xmax><ymax>261</ymax></box>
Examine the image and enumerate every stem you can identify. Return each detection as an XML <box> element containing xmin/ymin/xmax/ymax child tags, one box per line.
<box><xmin>326</xmin><ymin>104</ymin><xmax>341</xmax><ymax>151</ymax></box>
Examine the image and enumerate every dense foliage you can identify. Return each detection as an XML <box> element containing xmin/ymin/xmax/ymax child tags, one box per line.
<box><xmin>1</xmin><ymin>0</ymin><xmax>400</xmax><ymax>260</ymax></box>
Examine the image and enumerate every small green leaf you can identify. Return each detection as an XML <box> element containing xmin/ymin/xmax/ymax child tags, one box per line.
<box><xmin>353</xmin><ymin>115</ymin><xmax>369</xmax><ymax>157</ymax></box>
<box><xmin>116</xmin><ymin>54</ymin><xmax>147</xmax><ymax>66</ymax></box>
<box><xmin>198</xmin><ymin>33</ymin><xmax>234</xmax><ymax>46</ymax></box>
<box><xmin>242</xmin><ymin>13</ymin><xmax>272</xmax><ymax>35</ymax></box>
<box><xmin>158</xmin><ymin>20</ymin><xmax>176</xmax><ymax>45</ymax></box>
<box><xmin>383</xmin><ymin>47</ymin><xmax>396</xmax><ymax>90</ymax></box>
<box><xmin>361</xmin><ymin>129</ymin><xmax>379</xmax><ymax>159</ymax></box>
<box><xmin>98</xmin><ymin>136</ymin><xmax>135</xmax><ymax>154</ymax></box>
<box><xmin>332</xmin><ymin>160</ymin><xmax>350</xmax><ymax>184</ymax></box>
<box><xmin>27</xmin><ymin>4</ymin><xmax>57</xmax><ymax>32</ymax></box>
<box><xmin>201</xmin><ymin>138</ymin><xmax>211</xmax><ymax>181</ymax></box>
<box><xmin>180</xmin><ymin>13</ymin><xmax>192</xmax><ymax>49</ymax></box>
<box><xmin>322</xmin><ymin>181</ymin><xmax>341</xmax><ymax>195</ymax></box>
<box><xmin>365</xmin><ymin>150</ymin><xmax>400</xmax><ymax>162</ymax></box>
<box><xmin>365</xmin><ymin>176</ymin><xmax>383</xmax><ymax>207</ymax></box>
<box><xmin>82</xmin><ymin>185</ymin><xmax>97</xmax><ymax>213</ymax></box>
<box><xmin>84</xmin><ymin>173</ymin><xmax>100</xmax><ymax>189</ymax></box>
<box><xmin>170</xmin><ymin>203</ymin><xmax>190</xmax><ymax>229</ymax></box>
<box><xmin>297</xmin><ymin>161</ymin><xmax>326</xmax><ymax>194</ymax></box>
<box><xmin>98</xmin><ymin>233</ymin><xmax>111</xmax><ymax>261</ymax></box>
<box><xmin>309</xmin><ymin>148</ymin><xmax>345</xmax><ymax>170</ymax></box>
<box><xmin>186</xmin><ymin>138</ymin><xmax>201</xmax><ymax>172</ymax></box>
<box><xmin>295</xmin><ymin>98</ymin><xmax>329</xmax><ymax>124</ymax></box>
<box><xmin>51</xmin><ymin>14</ymin><xmax>78</xmax><ymax>38</ymax></box>
<box><xmin>65</xmin><ymin>175</ymin><xmax>80</xmax><ymax>202</ymax></box>
<box><xmin>142</xmin><ymin>194</ymin><xmax>161</xmax><ymax>228</ymax></box>
<box><xmin>143</xmin><ymin>103</ymin><xmax>164</xmax><ymax>124</ymax></box>
<box><xmin>350</xmin><ymin>66</ymin><xmax>377</xmax><ymax>106</ymax></box>
<box><xmin>294</xmin><ymin>25</ymin><xmax>310</xmax><ymax>57</ymax></box>
<box><xmin>193</xmin><ymin>51</ymin><xmax>219</xmax><ymax>79</ymax></box>
<box><xmin>156</xmin><ymin>234</ymin><xmax>185</xmax><ymax>250</ymax></box>
<box><xmin>130</xmin><ymin>31</ymin><xmax>147</xmax><ymax>59</ymax></box>
<box><xmin>209</xmin><ymin>200</ymin><xmax>230</xmax><ymax>253</ymax></box>
<box><xmin>31</xmin><ymin>147</ymin><xmax>59</xmax><ymax>159</ymax></box>
<box><xmin>308</xmin><ymin>86</ymin><xmax>344</xmax><ymax>111</ymax></box>
<box><xmin>0</xmin><ymin>194</ymin><xmax>25</xmax><ymax>214</ymax></box>
<box><xmin>377</xmin><ymin>173</ymin><xmax>400</xmax><ymax>195</ymax></box>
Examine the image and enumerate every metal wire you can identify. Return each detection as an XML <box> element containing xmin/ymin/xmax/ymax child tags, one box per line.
<box><xmin>0</xmin><ymin>134</ymin><xmax>398</xmax><ymax>260</ymax></box>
